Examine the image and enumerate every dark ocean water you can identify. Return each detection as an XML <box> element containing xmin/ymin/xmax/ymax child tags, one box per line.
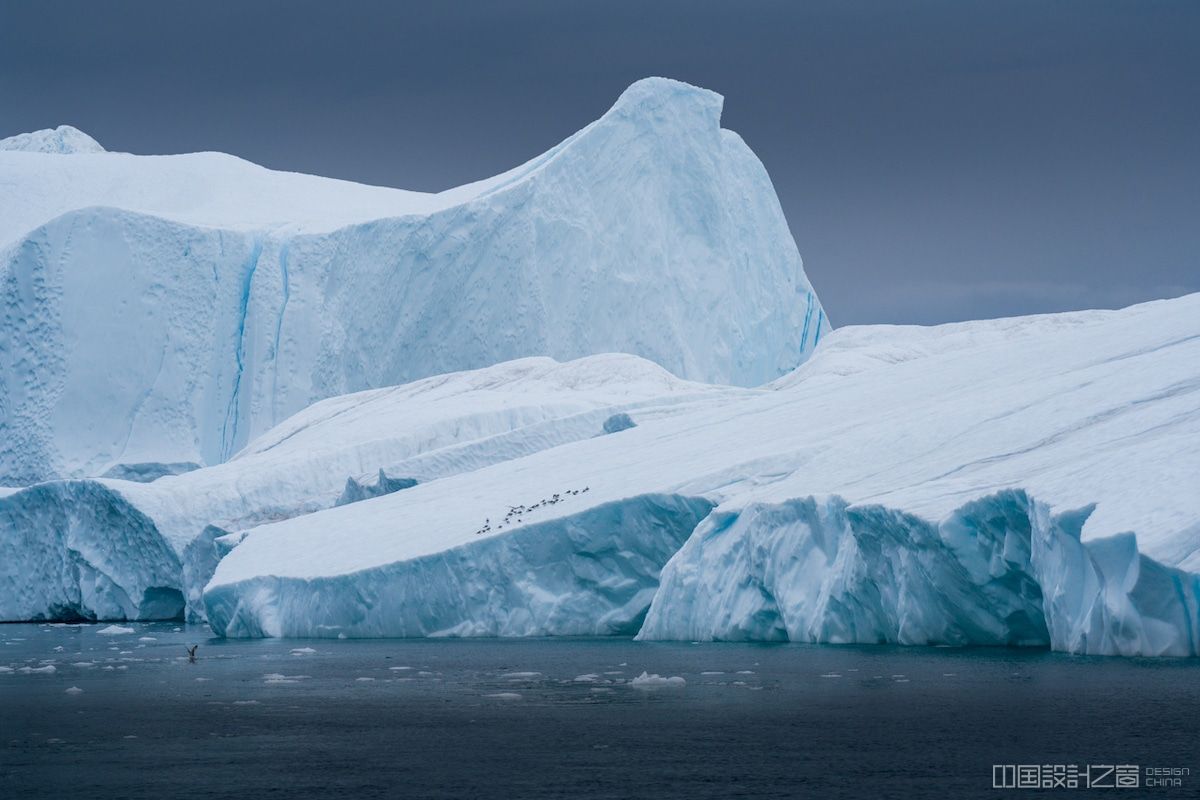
<box><xmin>1</xmin><ymin>623</ymin><xmax>1197</xmax><ymax>799</ymax></box>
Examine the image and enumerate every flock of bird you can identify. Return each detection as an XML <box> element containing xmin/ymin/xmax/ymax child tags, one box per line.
<box><xmin>473</xmin><ymin>487</ymin><xmax>591</xmax><ymax>535</ymax></box>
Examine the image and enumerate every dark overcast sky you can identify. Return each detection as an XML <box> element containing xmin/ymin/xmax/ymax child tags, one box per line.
<box><xmin>2</xmin><ymin>1</ymin><xmax>1197</xmax><ymax>325</ymax></box>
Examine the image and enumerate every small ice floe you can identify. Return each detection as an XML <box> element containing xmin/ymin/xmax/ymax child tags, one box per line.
<box><xmin>417</xmin><ymin>671</ymin><xmax>437</xmax><ymax>678</ymax></box>
<box><xmin>894</xmin><ymin>678</ymin><xmax>911</xmax><ymax>683</ymax></box>
<box><xmin>485</xmin><ymin>692</ymin><xmax>522</xmax><ymax>701</ymax></box>
<box><xmin>503</xmin><ymin>671</ymin><xmax>541</xmax><ymax>679</ymax></box>
<box><xmin>630</xmin><ymin>671</ymin><xmax>685</xmax><ymax>689</ymax></box>
<box><xmin>263</xmin><ymin>673</ymin><xmax>309</xmax><ymax>685</ymax></box>
<box><xmin>700</xmin><ymin>671</ymin><xmax>724</xmax><ymax>676</ymax></box>
<box><xmin>65</xmin><ymin>686</ymin><xmax>83</xmax><ymax>694</ymax></box>
<box><xmin>290</xmin><ymin>647</ymin><xmax>317</xmax><ymax>656</ymax></box>
<box><xmin>0</xmin><ymin>666</ymin><xmax>13</xmax><ymax>673</ymax></box>
<box><xmin>943</xmin><ymin>673</ymin><xmax>957</xmax><ymax>677</ymax></box>
<box><xmin>138</xmin><ymin>637</ymin><xmax>156</xmax><ymax>643</ymax></box>
<box><xmin>820</xmin><ymin>673</ymin><xmax>842</xmax><ymax>678</ymax></box>
<box><xmin>590</xmin><ymin>687</ymin><xmax>613</xmax><ymax>693</ymax></box>
<box><xmin>337</xmin><ymin>633</ymin><xmax>347</xmax><ymax>640</ymax></box>
<box><xmin>97</xmin><ymin>625</ymin><xmax>135</xmax><ymax>636</ymax></box>
<box><xmin>123</xmin><ymin>735</ymin><xmax>138</xmax><ymax>739</ymax></box>
<box><xmin>18</xmin><ymin>665</ymin><xmax>56</xmax><ymax>674</ymax></box>
<box><xmin>736</xmin><ymin>670</ymin><xmax>754</xmax><ymax>675</ymax></box>
<box><xmin>388</xmin><ymin>666</ymin><xmax>412</xmax><ymax>671</ymax></box>
<box><xmin>53</xmin><ymin>645</ymin><xmax>64</xmax><ymax>652</ymax></box>
<box><xmin>355</xmin><ymin>677</ymin><xmax>375</xmax><ymax>682</ymax></box>
<box><xmin>574</xmin><ymin>673</ymin><xmax>602</xmax><ymax>683</ymax></box>
<box><xmin>194</xmin><ymin>677</ymin><xmax>211</xmax><ymax>682</ymax></box>
<box><xmin>232</xmin><ymin>700</ymin><xmax>260</xmax><ymax>706</ymax></box>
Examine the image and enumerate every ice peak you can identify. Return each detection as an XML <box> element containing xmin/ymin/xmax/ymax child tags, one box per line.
<box><xmin>606</xmin><ymin>77</ymin><xmax>724</xmax><ymax>130</ymax></box>
<box><xmin>0</xmin><ymin>125</ymin><xmax>105</xmax><ymax>154</ymax></box>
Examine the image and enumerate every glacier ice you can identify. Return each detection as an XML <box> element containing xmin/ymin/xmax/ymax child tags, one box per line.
<box><xmin>638</xmin><ymin>491</ymin><xmax>1199</xmax><ymax>657</ymax></box>
<box><xmin>0</xmin><ymin>354</ymin><xmax>741</xmax><ymax>622</ymax></box>
<box><xmin>0</xmin><ymin>77</ymin><xmax>827</xmax><ymax>484</ymax></box>
<box><xmin>197</xmin><ymin>294</ymin><xmax>1199</xmax><ymax>655</ymax></box>
<box><xmin>203</xmin><ymin>493</ymin><xmax>716</xmax><ymax>638</ymax></box>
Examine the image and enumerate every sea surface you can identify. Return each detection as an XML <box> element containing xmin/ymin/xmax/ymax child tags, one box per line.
<box><xmin>2</xmin><ymin>623</ymin><xmax>1197</xmax><ymax>799</ymax></box>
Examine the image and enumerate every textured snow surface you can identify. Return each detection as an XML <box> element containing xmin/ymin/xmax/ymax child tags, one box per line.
<box><xmin>199</xmin><ymin>294</ymin><xmax>1199</xmax><ymax>655</ymax></box>
<box><xmin>0</xmin><ymin>77</ymin><xmax>827</xmax><ymax>484</ymax></box>
<box><xmin>0</xmin><ymin>355</ymin><xmax>745</xmax><ymax>623</ymax></box>
<box><xmin>0</xmin><ymin>125</ymin><xmax>104</xmax><ymax>155</ymax></box>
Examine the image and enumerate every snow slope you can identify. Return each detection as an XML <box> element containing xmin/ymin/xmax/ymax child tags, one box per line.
<box><xmin>0</xmin><ymin>77</ymin><xmax>827</xmax><ymax>484</ymax></box>
<box><xmin>202</xmin><ymin>294</ymin><xmax>1200</xmax><ymax>655</ymax></box>
<box><xmin>0</xmin><ymin>355</ymin><xmax>748</xmax><ymax>622</ymax></box>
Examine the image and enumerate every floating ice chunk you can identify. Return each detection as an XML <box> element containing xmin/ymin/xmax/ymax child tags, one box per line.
<box><xmin>630</xmin><ymin>671</ymin><xmax>685</xmax><ymax>689</ymax></box>
<box><xmin>137</xmin><ymin>637</ymin><xmax>156</xmax><ymax>642</ymax></box>
<box><xmin>290</xmin><ymin>647</ymin><xmax>317</xmax><ymax>655</ymax></box>
<box><xmin>485</xmin><ymin>692</ymin><xmax>522</xmax><ymax>700</ymax></box>
<box><xmin>18</xmin><ymin>664</ymin><xmax>56</xmax><ymax>674</ymax></box>
<box><xmin>97</xmin><ymin>625</ymin><xmax>135</xmax><ymax>636</ymax></box>
<box><xmin>65</xmin><ymin>686</ymin><xmax>83</xmax><ymax>694</ymax></box>
<box><xmin>262</xmin><ymin>672</ymin><xmax>308</xmax><ymax>685</ymax></box>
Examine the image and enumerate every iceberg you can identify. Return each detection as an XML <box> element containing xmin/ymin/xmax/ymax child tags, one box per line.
<box><xmin>0</xmin><ymin>77</ymin><xmax>827</xmax><ymax>484</ymax></box>
<box><xmin>199</xmin><ymin>294</ymin><xmax>1200</xmax><ymax>655</ymax></box>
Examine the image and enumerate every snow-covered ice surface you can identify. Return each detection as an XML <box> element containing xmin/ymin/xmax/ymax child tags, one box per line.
<box><xmin>200</xmin><ymin>294</ymin><xmax>1200</xmax><ymax>655</ymax></box>
<box><xmin>0</xmin><ymin>77</ymin><xmax>826</xmax><ymax>484</ymax></box>
<box><xmin>0</xmin><ymin>354</ymin><xmax>744</xmax><ymax>624</ymax></box>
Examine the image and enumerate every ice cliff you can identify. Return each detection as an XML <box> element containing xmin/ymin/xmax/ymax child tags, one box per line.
<box><xmin>0</xmin><ymin>78</ymin><xmax>827</xmax><ymax>484</ymax></box>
